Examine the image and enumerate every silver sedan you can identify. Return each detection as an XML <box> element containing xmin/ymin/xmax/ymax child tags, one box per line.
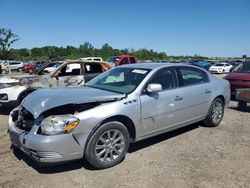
<box><xmin>8</xmin><ymin>63</ymin><xmax>230</xmax><ymax>169</ymax></box>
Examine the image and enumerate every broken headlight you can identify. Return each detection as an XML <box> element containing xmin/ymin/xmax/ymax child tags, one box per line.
<box><xmin>40</xmin><ymin>115</ymin><xmax>79</xmax><ymax>135</ymax></box>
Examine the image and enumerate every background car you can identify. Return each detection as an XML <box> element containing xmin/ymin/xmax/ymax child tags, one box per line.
<box><xmin>8</xmin><ymin>63</ymin><xmax>230</xmax><ymax>169</ymax></box>
<box><xmin>106</xmin><ymin>55</ymin><xmax>138</xmax><ymax>67</ymax></box>
<box><xmin>9</xmin><ymin>61</ymin><xmax>24</xmax><ymax>72</ymax></box>
<box><xmin>189</xmin><ymin>61</ymin><xmax>211</xmax><ymax>70</ymax></box>
<box><xmin>209</xmin><ymin>62</ymin><xmax>232</xmax><ymax>73</ymax></box>
<box><xmin>79</xmin><ymin>57</ymin><xmax>103</xmax><ymax>61</ymax></box>
<box><xmin>0</xmin><ymin>61</ymin><xmax>111</xmax><ymax>107</ymax></box>
<box><xmin>22</xmin><ymin>63</ymin><xmax>36</xmax><ymax>73</ymax></box>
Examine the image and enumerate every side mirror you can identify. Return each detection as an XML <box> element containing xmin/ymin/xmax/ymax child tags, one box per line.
<box><xmin>146</xmin><ymin>83</ymin><xmax>162</xmax><ymax>93</ymax></box>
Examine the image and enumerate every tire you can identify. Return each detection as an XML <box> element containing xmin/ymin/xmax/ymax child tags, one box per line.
<box><xmin>18</xmin><ymin>93</ymin><xmax>27</xmax><ymax>105</ymax></box>
<box><xmin>203</xmin><ymin>98</ymin><xmax>224</xmax><ymax>127</ymax></box>
<box><xmin>28</xmin><ymin>69</ymin><xmax>33</xmax><ymax>73</ymax></box>
<box><xmin>18</xmin><ymin>67</ymin><xmax>22</xmax><ymax>72</ymax></box>
<box><xmin>85</xmin><ymin>121</ymin><xmax>130</xmax><ymax>169</ymax></box>
<box><xmin>237</xmin><ymin>101</ymin><xmax>247</xmax><ymax>112</ymax></box>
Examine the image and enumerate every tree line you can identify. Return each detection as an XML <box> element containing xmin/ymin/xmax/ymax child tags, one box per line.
<box><xmin>0</xmin><ymin>28</ymin><xmax>207</xmax><ymax>61</ymax></box>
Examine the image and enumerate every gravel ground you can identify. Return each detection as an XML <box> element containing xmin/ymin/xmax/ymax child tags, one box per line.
<box><xmin>0</xmin><ymin>101</ymin><xmax>249</xmax><ymax>188</ymax></box>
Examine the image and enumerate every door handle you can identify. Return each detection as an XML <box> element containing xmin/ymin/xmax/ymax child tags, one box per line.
<box><xmin>205</xmin><ymin>89</ymin><xmax>211</xmax><ymax>94</ymax></box>
<box><xmin>175</xmin><ymin>96</ymin><xmax>183</xmax><ymax>101</ymax></box>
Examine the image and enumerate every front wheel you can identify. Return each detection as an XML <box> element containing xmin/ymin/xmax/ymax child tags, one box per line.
<box><xmin>203</xmin><ymin>98</ymin><xmax>224</xmax><ymax>127</ymax></box>
<box><xmin>85</xmin><ymin>121</ymin><xmax>130</xmax><ymax>169</ymax></box>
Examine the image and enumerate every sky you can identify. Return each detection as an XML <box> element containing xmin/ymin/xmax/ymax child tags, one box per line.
<box><xmin>0</xmin><ymin>0</ymin><xmax>250</xmax><ymax>57</ymax></box>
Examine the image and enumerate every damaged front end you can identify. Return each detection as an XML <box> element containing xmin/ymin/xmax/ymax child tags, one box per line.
<box><xmin>8</xmin><ymin>93</ymin><xmax>124</xmax><ymax>165</ymax></box>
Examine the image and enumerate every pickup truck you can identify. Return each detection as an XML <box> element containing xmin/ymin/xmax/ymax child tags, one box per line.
<box><xmin>106</xmin><ymin>55</ymin><xmax>138</xmax><ymax>67</ymax></box>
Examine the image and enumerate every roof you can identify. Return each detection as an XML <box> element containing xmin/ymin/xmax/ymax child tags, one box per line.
<box><xmin>121</xmin><ymin>62</ymin><xmax>191</xmax><ymax>69</ymax></box>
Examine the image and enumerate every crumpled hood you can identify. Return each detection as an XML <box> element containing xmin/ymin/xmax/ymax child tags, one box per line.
<box><xmin>21</xmin><ymin>87</ymin><xmax>126</xmax><ymax>118</ymax></box>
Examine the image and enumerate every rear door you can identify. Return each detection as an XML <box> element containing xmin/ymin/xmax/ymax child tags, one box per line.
<box><xmin>177</xmin><ymin>66</ymin><xmax>212</xmax><ymax>120</ymax></box>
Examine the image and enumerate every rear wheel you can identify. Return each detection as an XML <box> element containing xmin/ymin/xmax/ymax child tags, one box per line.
<box><xmin>18</xmin><ymin>67</ymin><xmax>22</xmax><ymax>72</ymax></box>
<box><xmin>85</xmin><ymin>121</ymin><xmax>130</xmax><ymax>169</ymax></box>
<box><xmin>203</xmin><ymin>98</ymin><xmax>224</xmax><ymax>127</ymax></box>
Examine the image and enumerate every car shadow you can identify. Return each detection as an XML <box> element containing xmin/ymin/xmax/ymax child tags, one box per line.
<box><xmin>128</xmin><ymin>123</ymin><xmax>199</xmax><ymax>153</ymax></box>
<box><xmin>11</xmin><ymin>123</ymin><xmax>200</xmax><ymax>173</ymax></box>
<box><xmin>228</xmin><ymin>106</ymin><xmax>250</xmax><ymax>113</ymax></box>
<box><xmin>0</xmin><ymin>106</ymin><xmax>12</xmax><ymax>115</ymax></box>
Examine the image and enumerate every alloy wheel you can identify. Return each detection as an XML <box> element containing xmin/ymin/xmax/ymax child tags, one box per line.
<box><xmin>95</xmin><ymin>129</ymin><xmax>125</xmax><ymax>163</ymax></box>
<box><xmin>211</xmin><ymin>101</ymin><xmax>223</xmax><ymax>123</ymax></box>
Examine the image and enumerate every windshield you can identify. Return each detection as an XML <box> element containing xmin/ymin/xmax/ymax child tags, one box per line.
<box><xmin>233</xmin><ymin>63</ymin><xmax>250</xmax><ymax>73</ymax></box>
<box><xmin>106</xmin><ymin>56</ymin><xmax>120</xmax><ymax>63</ymax></box>
<box><xmin>86</xmin><ymin>67</ymin><xmax>151</xmax><ymax>94</ymax></box>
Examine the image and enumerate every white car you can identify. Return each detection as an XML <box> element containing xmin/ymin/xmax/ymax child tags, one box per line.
<box><xmin>9</xmin><ymin>61</ymin><xmax>24</xmax><ymax>72</ymax></box>
<box><xmin>209</xmin><ymin>63</ymin><xmax>232</xmax><ymax>74</ymax></box>
<box><xmin>79</xmin><ymin>57</ymin><xmax>103</xmax><ymax>61</ymax></box>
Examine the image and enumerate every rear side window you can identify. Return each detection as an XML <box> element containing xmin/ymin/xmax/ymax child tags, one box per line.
<box><xmin>130</xmin><ymin>57</ymin><xmax>136</xmax><ymax>64</ymax></box>
<box><xmin>85</xmin><ymin>63</ymin><xmax>103</xmax><ymax>73</ymax></box>
<box><xmin>179</xmin><ymin>67</ymin><xmax>209</xmax><ymax>86</ymax></box>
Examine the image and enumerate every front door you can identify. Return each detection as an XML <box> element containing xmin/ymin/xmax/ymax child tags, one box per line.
<box><xmin>139</xmin><ymin>67</ymin><xmax>189</xmax><ymax>137</ymax></box>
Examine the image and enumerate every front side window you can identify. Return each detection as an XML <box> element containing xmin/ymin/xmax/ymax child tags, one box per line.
<box><xmin>179</xmin><ymin>67</ymin><xmax>209</xmax><ymax>86</ymax></box>
<box><xmin>148</xmin><ymin>68</ymin><xmax>178</xmax><ymax>90</ymax></box>
<box><xmin>86</xmin><ymin>67</ymin><xmax>150</xmax><ymax>94</ymax></box>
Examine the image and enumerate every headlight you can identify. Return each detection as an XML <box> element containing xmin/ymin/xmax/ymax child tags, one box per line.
<box><xmin>40</xmin><ymin>115</ymin><xmax>79</xmax><ymax>135</ymax></box>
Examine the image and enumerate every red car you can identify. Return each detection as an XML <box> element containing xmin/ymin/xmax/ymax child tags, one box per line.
<box><xmin>224</xmin><ymin>62</ymin><xmax>250</xmax><ymax>99</ymax></box>
<box><xmin>106</xmin><ymin>55</ymin><xmax>138</xmax><ymax>66</ymax></box>
<box><xmin>22</xmin><ymin>63</ymin><xmax>36</xmax><ymax>73</ymax></box>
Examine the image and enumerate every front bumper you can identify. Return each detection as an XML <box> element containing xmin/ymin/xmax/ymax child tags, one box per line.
<box><xmin>209</xmin><ymin>69</ymin><xmax>223</xmax><ymax>73</ymax></box>
<box><xmin>8</xmin><ymin>120</ymin><xmax>89</xmax><ymax>165</ymax></box>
